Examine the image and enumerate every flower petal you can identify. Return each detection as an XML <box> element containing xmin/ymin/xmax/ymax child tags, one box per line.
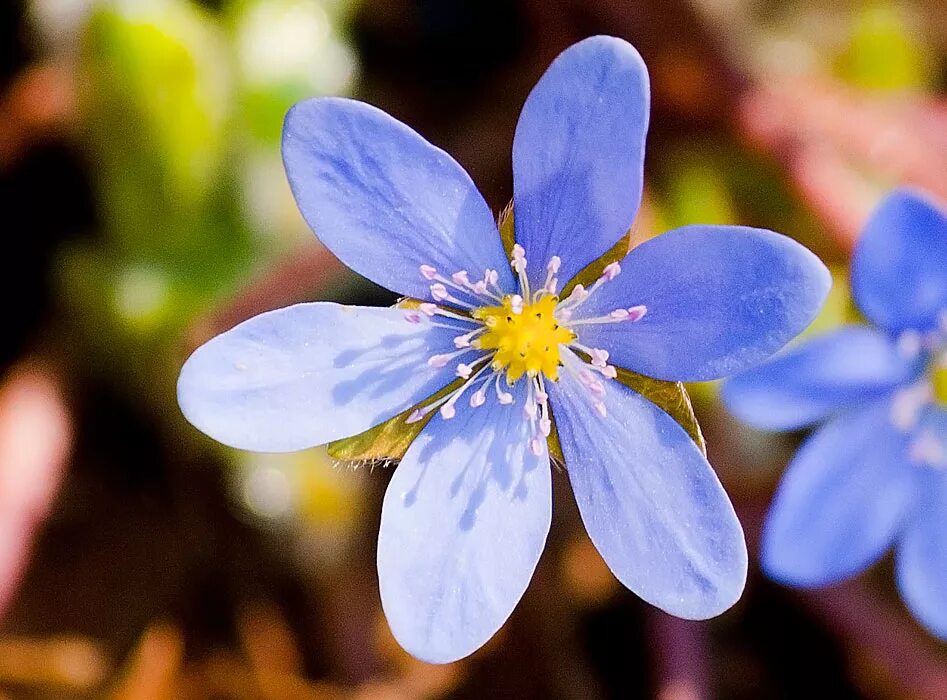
<box><xmin>547</xmin><ymin>350</ymin><xmax>747</xmax><ymax>619</ymax></box>
<box><xmin>177</xmin><ymin>303</ymin><xmax>465</xmax><ymax>452</ymax></box>
<box><xmin>852</xmin><ymin>189</ymin><xmax>947</xmax><ymax>334</ymax></box>
<box><xmin>762</xmin><ymin>399</ymin><xmax>918</xmax><ymax>587</ymax></box>
<box><xmin>575</xmin><ymin>225</ymin><xmax>831</xmax><ymax>382</ymax></box>
<box><xmin>377</xmin><ymin>385</ymin><xmax>551</xmax><ymax>663</ymax></box>
<box><xmin>283</xmin><ymin>97</ymin><xmax>514</xmax><ymax>299</ymax></box>
<box><xmin>512</xmin><ymin>36</ymin><xmax>649</xmax><ymax>289</ymax></box>
<box><xmin>896</xmin><ymin>411</ymin><xmax>947</xmax><ymax>639</ymax></box>
<box><xmin>722</xmin><ymin>326</ymin><xmax>922</xmax><ymax>431</ymax></box>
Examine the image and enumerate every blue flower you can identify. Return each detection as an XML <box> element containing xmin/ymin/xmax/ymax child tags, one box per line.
<box><xmin>178</xmin><ymin>36</ymin><xmax>830</xmax><ymax>662</ymax></box>
<box><xmin>723</xmin><ymin>189</ymin><xmax>947</xmax><ymax>638</ymax></box>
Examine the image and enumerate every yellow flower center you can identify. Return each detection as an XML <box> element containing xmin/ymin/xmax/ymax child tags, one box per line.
<box><xmin>933</xmin><ymin>361</ymin><xmax>947</xmax><ymax>407</ymax></box>
<box><xmin>473</xmin><ymin>294</ymin><xmax>575</xmax><ymax>383</ymax></box>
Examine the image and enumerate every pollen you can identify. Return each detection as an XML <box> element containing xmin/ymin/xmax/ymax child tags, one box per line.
<box><xmin>473</xmin><ymin>294</ymin><xmax>575</xmax><ymax>383</ymax></box>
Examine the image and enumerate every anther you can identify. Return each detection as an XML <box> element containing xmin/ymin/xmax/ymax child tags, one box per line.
<box><xmin>456</xmin><ymin>363</ymin><xmax>474</xmax><ymax>379</ymax></box>
<box><xmin>530</xmin><ymin>437</ymin><xmax>544</xmax><ymax>456</ymax></box>
<box><xmin>539</xmin><ymin>417</ymin><xmax>552</xmax><ymax>437</ymax></box>
<box><xmin>419</xmin><ymin>303</ymin><xmax>438</xmax><ymax>316</ymax></box>
<box><xmin>564</xmin><ymin>284</ymin><xmax>588</xmax><ymax>305</ymax></box>
<box><xmin>451</xmin><ymin>270</ymin><xmax>470</xmax><ymax>285</ymax></box>
<box><xmin>440</xmin><ymin>402</ymin><xmax>456</xmax><ymax>419</ymax></box>
<box><xmin>897</xmin><ymin>330</ymin><xmax>922</xmax><ymax>358</ymax></box>
<box><xmin>427</xmin><ymin>354</ymin><xmax>451</xmax><ymax>368</ymax></box>
<box><xmin>404</xmin><ymin>311</ymin><xmax>422</xmax><ymax>324</ymax></box>
<box><xmin>594</xmin><ymin>401</ymin><xmax>607</xmax><ymax>418</ymax></box>
<box><xmin>590</xmin><ymin>348</ymin><xmax>610</xmax><ymax>367</ymax></box>
<box><xmin>406</xmin><ymin>408</ymin><xmax>425</xmax><ymax>424</ymax></box>
<box><xmin>601</xmin><ymin>262</ymin><xmax>621</xmax><ymax>281</ymax></box>
<box><xmin>470</xmin><ymin>388</ymin><xmax>487</xmax><ymax>408</ymax></box>
<box><xmin>627</xmin><ymin>305</ymin><xmax>647</xmax><ymax>322</ymax></box>
<box><xmin>547</xmin><ymin>256</ymin><xmax>561</xmax><ymax>273</ymax></box>
<box><xmin>420</xmin><ymin>264</ymin><xmax>437</xmax><ymax>280</ymax></box>
<box><xmin>430</xmin><ymin>283</ymin><xmax>449</xmax><ymax>301</ymax></box>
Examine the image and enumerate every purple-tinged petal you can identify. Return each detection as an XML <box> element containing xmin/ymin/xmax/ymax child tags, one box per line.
<box><xmin>722</xmin><ymin>326</ymin><xmax>922</xmax><ymax>431</ymax></box>
<box><xmin>896</xmin><ymin>409</ymin><xmax>947</xmax><ymax>639</ymax></box>
<box><xmin>283</xmin><ymin>97</ymin><xmax>514</xmax><ymax>300</ymax></box>
<box><xmin>377</xmin><ymin>384</ymin><xmax>551</xmax><ymax>663</ymax></box>
<box><xmin>762</xmin><ymin>399</ymin><xmax>918</xmax><ymax>587</ymax></box>
<box><xmin>177</xmin><ymin>303</ymin><xmax>466</xmax><ymax>452</ymax></box>
<box><xmin>574</xmin><ymin>225</ymin><xmax>831</xmax><ymax>382</ymax></box>
<box><xmin>852</xmin><ymin>189</ymin><xmax>947</xmax><ymax>334</ymax></box>
<box><xmin>547</xmin><ymin>350</ymin><xmax>747</xmax><ymax>619</ymax></box>
<box><xmin>512</xmin><ymin>36</ymin><xmax>649</xmax><ymax>290</ymax></box>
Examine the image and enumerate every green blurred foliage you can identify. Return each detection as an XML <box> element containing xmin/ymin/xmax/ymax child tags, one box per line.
<box><xmin>57</xmin><ymin>0</ymin><xmax>356</xmax><ymax>406</ymax></box>
<box><xmin>836</xmin><ymin>2</ymin><xmax>931</xmax><ymax>92</ymax></box>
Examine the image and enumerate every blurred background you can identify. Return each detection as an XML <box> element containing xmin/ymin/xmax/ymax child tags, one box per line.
<box><xmin>0</xmin><ymin>0</ymin><xmax>945</xmax><ymax>697</ymax></box>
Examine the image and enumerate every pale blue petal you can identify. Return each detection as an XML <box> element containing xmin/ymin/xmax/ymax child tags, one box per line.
<box><xmin>575</xmin><ymin>225</ymin><xmax>831</xmax><ymax>382</ymax></box>
<box><xmin>547</xmin><ymin>350</ymin><xmax>747</xmax><ymax>619</ymax></box>
<box><xmin>722</xmin><ymin>326</ymin><xmax>922</xmax><ymax>431</ymax></box>
<box><xmin>852</xmin><ymin>189</ymin><xmax>947</xmax><ymax>333</ymax></box>
<box><xmin>896</xmin><ymin>410</ymin><xmax>947</xmax><ymax>639</ymax></box>
<box><xmin>377</xmin><ymin>383</ymin><xmax>551</xmax><ymax>663</ymax></box>
<box><xmin>512</xmin><ymin>36</ymin><xmax>649</xmax><ymax>290</ymax></box>
<box><xmin>177</xmin><ymin>303</ymin><xmax>468</xmax><ymax>452</ymax></box>
<box><xmin>762</xmin><ymin>399</ymin><xmax>918</xmax><ymax>587</ymax></box>
<box><xmin>283</xmin><ymin>97</ymin><xmax>514</xmax><ymax>299</ymax></box>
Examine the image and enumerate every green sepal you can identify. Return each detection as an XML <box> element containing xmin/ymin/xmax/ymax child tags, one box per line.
<box><xmin>613</xmin><ymin>368</ymin><xmax>706</xmax><ymax>456</ymax></box>
<box><xmin>560</xmin><ymin>231</ymin><xmax>633</xmax><ymax>297</ymax></box>
<box><xmin>326</xmin><ymin>379</ymin><xmax>462</xmax><ymax>462</ymax></box>
<box><xmin>497</xmin><ymin>200</ymin><xmax>516</xmax><ymax>258</ymax></box>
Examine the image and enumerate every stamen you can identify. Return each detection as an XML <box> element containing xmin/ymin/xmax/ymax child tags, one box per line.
<box><xmin>486</xmin><ymin>269</ymin><xmax>503</xmax><ymax>296</ymax></box>
<box><xmin>530</xmin><ymin>437</ymin><xmax>544</xmax><ymax>456</ymax></box>
<box><xmin>567</xmin><ymin>305</ymin><xmax>648</xmax><ymax>327</ymax></box>
<box><xmin>470</xmin><ymin>386</ymin><xmax>487</xmax><ymax>407</ymax></box>
<box><xmin>453</xmin><ymin>327</ymin><xmax>486</xmax><ymax>348</ymax></box>
<box><xmin>602</xmin><ymin>262</ymin><xmax>621</xmax><ymax>281</ymax></box>
<box><xmin>427</xmin><ymin>354</ymin><xmax>451</xmax><ymax>368</ymax></box>
<box><xmin>542</xmin><ymin>256</ymin><xmax>561</xmax><ymax>295</ymax></box>
<box><xmin>897</xmin><ymin>330</ymin><xmax>923</xmax><ymax>358</ymax></box>
<box><xmin>891</xmin><ymin>383</ymin><xmax>933</xmax><ymax>430</ymax></box>
<box><xmin>436</xmin><ymin>362</ymin><xmax>494</xmax><ymax>420</ymax></box>
<box><xmin>494</xmin><ymin>374</ymin><xmax>514</xmax><ymax>404</ymax></box>
<box><xmin>909</xmin><ymin>431</ymin><xmax>945</xmax><ymax>468</ymax></box>
<box><xmin>427</xmin><ymin>347</ymin><xmax>475</xmax><ymax>369</ymax></box>
<box><xmin>510</xmin><ymin>245</ymin><xmax>531</xmax><ymax>298</ymax></box>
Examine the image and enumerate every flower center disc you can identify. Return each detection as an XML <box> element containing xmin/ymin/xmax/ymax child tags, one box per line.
<box><xmin>473</xmin><ymin>294</ymin><xmax>575</xmax><ymax>383</ymax></box>
<box><xmin>933</xmin><ymin>362</ymin><xmax>947</xmax><ymax>407</ymax></box>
